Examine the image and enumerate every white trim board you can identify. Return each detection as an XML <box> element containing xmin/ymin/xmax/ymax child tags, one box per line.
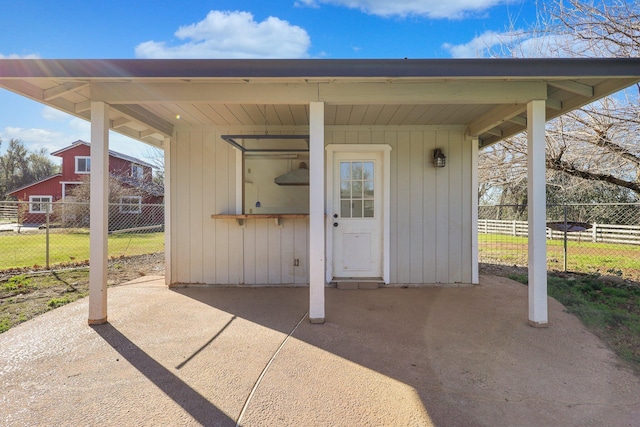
<box><xmin>325</xmin><ymin>144</ymin><xmax>392</xmax><ymax>284</ymax></box>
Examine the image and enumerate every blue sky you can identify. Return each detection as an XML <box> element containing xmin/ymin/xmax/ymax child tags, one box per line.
<box><xmin>0</xmin><ymin>0</ymin><xmax>540</xmax><ymax>163</ymax></box>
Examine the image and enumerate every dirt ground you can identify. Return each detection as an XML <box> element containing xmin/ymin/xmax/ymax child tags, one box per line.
<box><xmin>0</xmin><ymin>253</ymin><xmax>165</xmax><ymax>332</ymax></box>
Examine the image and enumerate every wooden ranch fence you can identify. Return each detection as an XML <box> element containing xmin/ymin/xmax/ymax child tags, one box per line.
<box><xmin>478</xmin><ymin>219</ymin><xmax>640</xmax><ymax>246</ymax></box>
<box><xmin>0</xmin><ymin>203</ymin><xmax>18</xmax><ymax>223</ymax></box>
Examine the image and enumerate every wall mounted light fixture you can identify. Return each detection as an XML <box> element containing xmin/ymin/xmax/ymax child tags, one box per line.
<box><xmin>433</xmin><ymin>148</ymin><xmax>446</xmax><ymax>168</ymax></box>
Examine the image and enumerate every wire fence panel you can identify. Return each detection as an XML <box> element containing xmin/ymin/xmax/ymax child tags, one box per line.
<box><xmin>479</xmin><ymin>203</ymin><xmax>640</xmax><ymax>280</ymax></box>
<box><xmin>0</xmin><ymin>201</ymin><xmax>164</xmax><ymax>271</ymax></box>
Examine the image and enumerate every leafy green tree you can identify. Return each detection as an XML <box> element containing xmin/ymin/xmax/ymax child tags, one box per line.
<box><xmin>0</xmin><ymin>138</ymin><xmax>59</xmax><ymax>200</ymax></box>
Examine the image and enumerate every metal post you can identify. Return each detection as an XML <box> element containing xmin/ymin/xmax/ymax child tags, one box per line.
<box><xmin>563</xmin><ymin>204</ymin><xmax>567</xmax><ymax>272</ymax></box>
<box><xmin>46</xmin><ymin>203</ymin><xmax>50</xmax><ymax>269</ymax></box>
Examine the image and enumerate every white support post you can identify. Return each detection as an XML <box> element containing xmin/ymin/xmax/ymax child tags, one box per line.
<box><xmin>309</xmin><ymin>101</ymin><xmax>325</xmax><ymax>324</ymax></box>
<box><xmin>527</xmin><ymin>99</ymin><xmax>548</xmax><ymax>327</ymax></box>
<box><xmin>88</xmin><ymin>102</ymin><xmax>109</xmax><ymax>325</ymax></box>
<box><xmin>471</xmin><ymin>138</ymin><xmax>479</xmax><ymax>284</ymax></box>
<box><xmin>163</xmin><ymin>137</ymin><xmax>172</xmax><ymax>287</ymax></box>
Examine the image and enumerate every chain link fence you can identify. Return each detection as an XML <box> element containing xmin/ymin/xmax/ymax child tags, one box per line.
<box><xmin>5</xmin><ymin>199</ymin><xmax>638</xmax><ymax>279</ymax></box>
<box><xmin>479</xmin><ymin>203</ymin><xmax>640</xmax><ymax>280</ymax></box>
<box><xmin>0</xmin><ymin>201</ymin><xmax>164</xmax><ymax>271</ymax></box>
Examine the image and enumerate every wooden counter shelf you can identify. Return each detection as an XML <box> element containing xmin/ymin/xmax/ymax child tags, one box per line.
<box><xmin>211</xmin><ymin>213</ymin><xmax>309</xmax><ymax>227</ymax></box>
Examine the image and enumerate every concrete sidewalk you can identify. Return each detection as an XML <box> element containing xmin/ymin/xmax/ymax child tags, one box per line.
<box><xmin>1</xmin><ymin>276</ymin><xmax>639</xmax><ymax>426</ymax></box>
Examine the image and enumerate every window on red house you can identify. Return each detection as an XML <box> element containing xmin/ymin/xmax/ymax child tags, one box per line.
<box><xmin>75</xmin><ymin>156</ymin><xmax>91</xmax><ymax>173</ymax></box>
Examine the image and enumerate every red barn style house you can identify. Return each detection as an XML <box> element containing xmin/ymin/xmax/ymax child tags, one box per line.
<box><xmin>9</xmin><ymin>140</ymin><xmax>163</xmax><ymax>225</ymax></box>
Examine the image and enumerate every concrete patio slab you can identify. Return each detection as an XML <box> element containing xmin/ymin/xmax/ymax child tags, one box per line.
<box><xmin>1</xmin><ymin>275</ymin><xmax>639</xmax><ymax>426</ymax></box>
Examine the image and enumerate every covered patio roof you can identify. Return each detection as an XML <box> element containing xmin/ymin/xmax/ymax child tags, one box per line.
<box><xmin>1</xmin><ymin>58</ymin><xmax>639</xmax><ymax>148</ymax></box>
<box><xmin>2</xmin><ymin>58</ymin><xmax>639</xmax><ymax>327</ymax></box>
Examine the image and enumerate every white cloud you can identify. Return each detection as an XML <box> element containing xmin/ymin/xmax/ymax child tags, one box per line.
<box><xmin>1</xmin><ymin>126</ymin><xmax>66</xmax><ymax>157</ymax></box>
<box><xmin>442</xmin><ymin>30</ymin><xmax>527</xmax><ymax>58</ymax></box>
<box><xmin>0</xmin><ymin>53</ymin><xmax>40</xmax><ymax>59</ymax></box>
<box><xmin>442</xmin><ymin>30</ymin><xmax>591</xmax><ymax>58</ymax></box>
<box><xmin>135</xmin><ymin>10</ymin><xmax>311</xmax><ymax>59</ymax></box>
<box><xmin>297</xmin><ymin>0</ymin><xmax>512</xmax><ymax>19</ymax></box>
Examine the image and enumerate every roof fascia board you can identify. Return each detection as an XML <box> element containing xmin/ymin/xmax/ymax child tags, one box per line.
<box><xmin>1</xmin><ymin>58</ymin><xmax>640</xmax><ymax>79</ymax></box>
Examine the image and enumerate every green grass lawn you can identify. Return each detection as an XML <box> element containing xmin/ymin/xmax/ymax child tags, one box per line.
<box><xmin>0</xmin><ymin>230</ymin><xmax>164</xmax><ymax>270</ymax></box>
<box><xmin>479</xmin><ymin>233</ymin><xmax>640</xmax><ymax>279</ymax></box>
<box><xmin>509</xmin><ymin>272</ymin><xmax>640</xmax><ymax>373</ymax></box>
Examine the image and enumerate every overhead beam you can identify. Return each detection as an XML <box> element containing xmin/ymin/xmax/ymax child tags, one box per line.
<box><xmin>468</xmin><ymin>104</ymin><xmax>528</xmax><ymax>136</ymax></box>
<box><xmin>546</xmin><ymin>98</ymin><xmax>562</xmax><ymax>110</ymax></box>
<box><xmin>548</xmin><ymin>80</ymin><xmax>594</xmax><ymax>97</ymax></box>
<box><xmin>75</xmin><ymin>100</ymin><xmax>91</xmax><ymax>113</ymax></box>
<box><xmin>555</xmin><ymin>77</ymin><xmax>639</xmax><ymax>117</ymax></box>
<box><xmin>90</xmin><ymin>81</ymin><xmax>549</xmax><ymax>105</ymax></box>
<box><xmin>91</xmin><ymin>82</ymin><xmax>318</xmax><ymax>105</ymax></box>
<box><xmin>110</xmin><ymin>104</ymin><xmax>174</xmax><ymax>137</ymax></box>
<box><xmin>43</xmin><ymin>82</ymin><xmax>88</xmax><ymax>101</ymax></box>
<box><xmin>112</xmin><ymin>117</ymin><xmax>131</xmax><ymax>128</ymax></box>
<box><xmin>114</xmin><ymin>125</ymin><xmax>164</xmax><ymax>148</ymax></box>
<box><xmin>139</xmin><ymin>129</ymin><xmax>158</xmax><ymax>138</ymax></box>
<box><xmin>0</xmin><ymin>79</ymin><xmax>44</xmax><ymax>99</ymax></box>
<box><xmin>320</xmin><ymin>81</ymin><xmax>548</xmax><ymax>104</ymax></box>
<box><xmin>508</xmin><ymin>115</ymin><xmax>527</xmax><ymax>126</ymax></box>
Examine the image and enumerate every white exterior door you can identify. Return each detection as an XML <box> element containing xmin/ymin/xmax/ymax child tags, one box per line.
<box><xmin>332</xmin><ymin>151</ymin><xmax>383</xmax><ymax>279</ymax></box>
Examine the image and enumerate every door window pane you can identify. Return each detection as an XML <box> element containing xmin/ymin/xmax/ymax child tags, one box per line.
<box><xmin>340</xmin><ymin>181</ymin><xmax>351</xmax><ymax>198</ymax></box>
<box><xmin>363</xmin><ymin>162</ymin><xmax>374</xmax><ymax>180</ymax></box>
<box><xmin>338</xmin><ymin>160</ymin><xmax>375</xmax><ymax>219</ymax></box>
<box><xmin>352</xmin><ymin>162</ymin><xmax>363</xmax><ymax>179</ymax></box>
<box><xmin>352</xmin><ymin>200</ymin><xmax>363</xmax><ymax>218</ymax></box>
<box><xmin>352</xmin><ymin>181</ymin><xmax>362</xmax><ymax>198</ymax></box>
<box><xmin>340</xmin><ymin>200</ymin><xmax>351</xmax><ymax>218</ymax></box>
<box><xmin>363</xmin><ymin>181</ymin><xmax>374</xmax><ymax>198</ymax></box>
<box><xmin>340</xmin><ymin>162</ymin><xmax>351</xmax><ymax>180</ymax></box>
<box><xmin>364</xmin><ymin>200</ymin><xmax>374</xmax><ymax>217</ymax></box>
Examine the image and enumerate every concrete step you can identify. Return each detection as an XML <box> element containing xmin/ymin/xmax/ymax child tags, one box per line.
<box><xmin>334</xmin><ymin>279</ymin><xmax>383</xmax><ymax>290</ymax></box>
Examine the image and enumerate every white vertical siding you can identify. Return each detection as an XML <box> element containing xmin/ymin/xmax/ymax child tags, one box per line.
<box><xmin>422</xmin><ymin>130</ymin><xmax>437</xmax><ymax>283</ymax></box>
<box><xmin>327</xmin><ymin>126</ymin><xmax>473</xmax><ymax>285</ymax></box>
<box><xmin>435</xmin><ymin>130</ymin><xmax>451</xmax><ymax>283</ymax></box>
<box><xmin>170</xmin><ymin>126</ymin><xmax>473</xmax><ymax>285</ymax></box>
<box><xmin>201</xmin><ymin>130</ymin><xmax>217</xmax><ymax>284</ymax></box>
